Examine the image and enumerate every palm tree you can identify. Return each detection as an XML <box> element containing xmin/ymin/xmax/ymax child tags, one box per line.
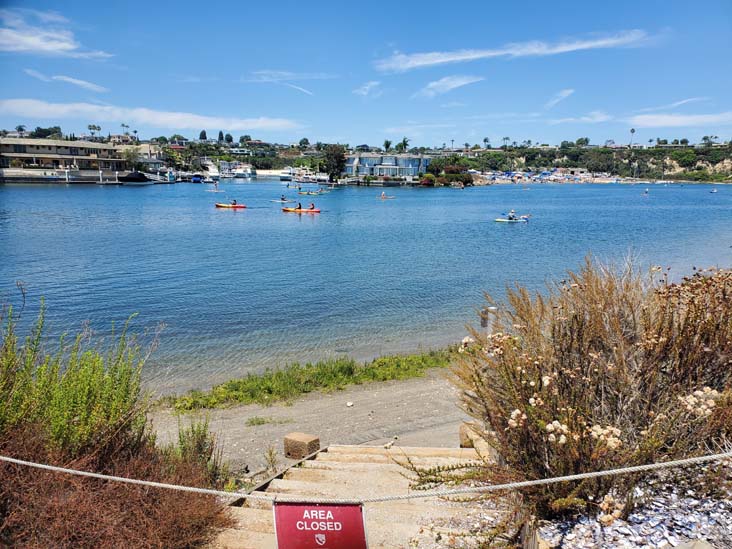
<box><xmin>88</xmin><ymin>124</ymin><xmax>96</xmax><ymax>138</ymax></box>
<box><xmin>483</xmin><ymin>137</ymin><xmax>490</xmax><ymax>149</ymax></box>
<box><xmin>502</xmin><ymin>137</ymin><xmax>509</xmax><ymax>149</ymax></box>
<box><xmin>121</xmin><ymin>123</ymin><xmax>129</xmax><ymax>135</ymax></box>
<box><xmin>649</xmin><ymin>139</ymin><xmax>654</xmax><ymax>148</ymax></box>
<box><xmin>463</xmin><ymin>142</ymin><xmax>470</xmax><ymax>150</ymax></box>
<box><xmin>400</xmin><ymin>136</ymin><xmax>409</xmax><ymax>151</ymax></box>
<box><xmin>133</xmin><ymin>129</ymin><xmax>138</xmax><ymax>141</ymax></box>
<box><xmin>629</xmin><ymin>128</ymin><xmax>635</xmax><ymax>148</ymax></box>
<box><xmin>383</xmin><ymin>139</ymin><xmax>392</xmax><ymax>152</ymax></box>
<box><xmin>15</xmin><ymin>125</ymin><xmax>26</xmax><ymax>137</ymax></box>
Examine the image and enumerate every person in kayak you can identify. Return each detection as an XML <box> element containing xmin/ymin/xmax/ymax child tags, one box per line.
<box><xmin>296</xmin><ymin>202</ymin><xmax>302</xmax><ymax>210</ymax></box>
<box><xmin>231</xmin><ymin>199</ymin><xmax>237</xmax><ymax>205</ymax></box>
<box><xmin>308</xmin><ymin>203</ymin><xmax>315</xmax><ymax>210</ymax></box>
<box><xmin>281</xmin><ymin>194</ymin><xmax>286</xmax><ymax>201</ymax></box>
<box><xmin>507</xmin><ymin>209</ymin><xmax>517</xmax><ymax>220</ymax></box>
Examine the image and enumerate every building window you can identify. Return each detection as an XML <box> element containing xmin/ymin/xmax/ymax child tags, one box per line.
<box><xmin>13</xmin><ymin>145</ymin><xmax>27</xmax><ymax>153</ymax></box>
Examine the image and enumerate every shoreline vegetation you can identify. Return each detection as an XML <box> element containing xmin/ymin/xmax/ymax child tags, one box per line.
<box><xmin>0</xmin><ymin>305</ymin><xmax>233</xmax><ymax>547</ymax></box>
<box><xmin>163</xmin><ymin>349</ymin><xmax>455</xmax><ymax>412</ymax></box>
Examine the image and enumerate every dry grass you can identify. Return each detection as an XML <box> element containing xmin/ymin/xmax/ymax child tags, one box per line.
<box><xmin>450</xmin><ymin>259</ymin><xmax>732</xmax><ymax>521</ymax></box>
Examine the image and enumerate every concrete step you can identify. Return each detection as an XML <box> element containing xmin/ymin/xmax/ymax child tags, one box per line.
<box><xmin>226</xmin><ymin>507</ymin><xmax>273</xmax><ymax>533</ymax></box>
<box><xmin>283</xmin><ymin>465</ymin><xmax>413</xmax><ymax>487</ymax></box>
<box><xmin>267</xmin><ymin>477</ymin><xmax>414</xmax><ymax>499</ymax></box>
<box><xmin>211</xmin><ymin>442</ymin><xmax>503</xmax><ymax>548</ymax></box>
<box><xmin>241</xmin><ymin>490</ymin><xmax>274</xmax><ymax>509</ymax></box>
<box><xmin>326</xmin><ymin>445</ymin><xmax>481</xmax><ymax>459</ymax></box>
<box><xmin>314</xmin><ymin>451</ymin><xmax>478</xmax><ymax>467</ymax></box>
<box><xmin>210</xmin><ymin>528</ymin><xmax>276</xmax><ymax>549</ymax></box>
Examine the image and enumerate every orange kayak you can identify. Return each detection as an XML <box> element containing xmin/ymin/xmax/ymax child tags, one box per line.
<box><xmin>282</xmin><ymin>207</ymin><xmax>320</xmax><ymax>213</ymax></box>
<box><xmin>216</xmin><ymin>203</ymin><xmax>246</xmax><ymax>209</ymax></box>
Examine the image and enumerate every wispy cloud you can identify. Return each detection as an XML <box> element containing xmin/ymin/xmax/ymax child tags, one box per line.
<box><xmin>244</xmin><ymin>70</ymin><xmax>334</xmax><ymax>96</ymax></box>
<box><xmin>52</xmin><ymin>75</ymin><xmax>108</xmax><ymax>93</ymax></box>
<box><xmin>353</xmin><ymin>81</ymin><xmax>382</xmax><ymax>97</ymax></box>
<box><xmin>24</xmin><ymin>68</ymin><xmax>108</xmax><ymax>92</ymax></box>
<box><xmin>413</xmin><ymin>75</ymin><xmax>484</xmax><ymax>98</ymax></box>
<box><xmin>634</xmin><ymin>97</ymin><xmax>710</xmax><ymax>113</ymax></box>
<box><xmin>246</xmin><ymin>70</ymin><xmax>336</xmax><ymax>83</ymax></box>
<box><xmin>375</xmin><ymin>30</ymin><xmax>648</xmax><ymax>72</ymax></box>
<box><xmin>545</xmin><ymin>88</ymin><xmax>575</xmax><ymax>109</ymax></box>
<box><xmin>626</xmin><ymin>111</ymin><xmax>732</xmax><ymax>128</ymax></box>
<box><xmin>551</xmin><ymin>111</ymin><xmax>612</xmax><ymax>124</ymax></box>
<box><xmin>0</xmin><ymin>99</ymin><xmax>300</xmax><ymax>131</ymax></box>
<box><xmin>0</xmin><ymin>8</ymin><xmax>112</xmax><ymax>59</ymax></box>
<box><xmin>282</xmin><ymin>82</ymin><xmax>313</xmax><ymax>96</ymax></box>
<box><xmin>23</xmin><ymin>68</ymin><xmax>50</xmax><ymax>81</ymax></box>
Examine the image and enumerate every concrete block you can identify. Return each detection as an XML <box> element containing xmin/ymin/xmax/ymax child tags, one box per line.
<box><xmin>459</xmin><ymin>422</ymin><xmax>476</xmax><ymax>448</ymax></box>
<box><xmin>284</xmin><ymin>432</ymin><xmax>320</xmax><ymax>459</ymax></box>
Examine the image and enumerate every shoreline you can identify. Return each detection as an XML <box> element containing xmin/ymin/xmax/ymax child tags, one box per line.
<box><xmin>160</xmin><ymin>348</ymin><xmax>455</xmax><ymax>411</ymax></box>
<box><xmin>151</xmin><ymin>367</ymin><xmax>467</xmax><ymax>473</ymax></box>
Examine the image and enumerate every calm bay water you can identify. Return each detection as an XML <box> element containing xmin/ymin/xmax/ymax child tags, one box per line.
<box><xmin>1</xmin><ymin>180</ymin><xmax>730</xmax><ymax>394</ymax></box>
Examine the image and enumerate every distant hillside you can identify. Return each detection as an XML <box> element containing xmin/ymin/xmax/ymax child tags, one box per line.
<box><xmin>435</xmin><ymin>144</ymin><xmax>732</xmax><ymax>182</ymax></box>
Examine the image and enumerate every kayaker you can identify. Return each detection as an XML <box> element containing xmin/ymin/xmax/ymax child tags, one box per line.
<box><xmin>231</xmin><ymin>199</ymin><xmax>237</xmax><ymax>205</ymax></box>
<box><xmin>281</xmin><ymin>194</ymin><xmax>286</xmax><ymax>201</ymax></box>
<box><xmin>308</xmin><ymin>203</ymin><xmax>315</xmax><ymax>210</ymax></box>
<box><xmin>381</xmin><ymin>191</ymin><xmax>386</xmax><ymax>199</ymax></box>
<box><xmin>214</xmin><ymin>181</ymin><xmax>218</xmax><ymax>191</ymax></box>
<box><xmin>296</xmin><ymin>202</ymin><xmax>302</xmax><ymax>210</ymax></box>
<box><xmin>508</xmin><ymin>209</ymin><xmax>517</xmax><ymax>220</ymax></box>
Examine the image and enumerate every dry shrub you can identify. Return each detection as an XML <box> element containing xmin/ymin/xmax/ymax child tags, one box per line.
<box><xmin>0</xmin><ymin>423</ymin><xmax>233</xmax><ymax>548</ymax></box>
<box><xmin>452</xmin><ymin>259</ymin><xmax>732</xmax><ymax>520</ymax></box>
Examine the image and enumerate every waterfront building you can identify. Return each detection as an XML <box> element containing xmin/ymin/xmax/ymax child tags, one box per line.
<box><xmin>344</xmin><ymin>153</ymin><xmax>431</xmax><ymax>178</ymax></box>
<box><xmin>109</xmin><ymin>134</ymin><xmax>137</xmax><ymax>145</ymax></box>
<box><xmin>115</xmin><ymin>142</ymin><xmax>162</xmax><ymax>160</ymax></box>
<box><xmin>0</xmin><ymin>137</ymin><xmax>125</xmax><ymax>170</ymax></box>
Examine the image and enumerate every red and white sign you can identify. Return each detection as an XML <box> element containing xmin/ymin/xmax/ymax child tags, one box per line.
<box><xmin>273</xmin><ymin>502</ymin><xmax>368</xmax><ymax>549</ymax></box>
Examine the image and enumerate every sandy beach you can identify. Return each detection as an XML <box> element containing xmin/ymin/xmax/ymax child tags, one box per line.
<box><xmin>151</xmin><ymin>369</ymin><xmax>469</xmax><ymax>475</ymax></box>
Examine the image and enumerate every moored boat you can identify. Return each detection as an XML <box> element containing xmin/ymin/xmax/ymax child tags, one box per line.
<box><xmin>119</xmin><ymin>171</ymin><xmax>154</xmax><ymax>186</ymax></box>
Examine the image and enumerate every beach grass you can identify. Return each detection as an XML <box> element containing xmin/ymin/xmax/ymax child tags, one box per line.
<box><xmin>168</xmin><ymin>349</ymin><xmax>454</xmax><ymax>411</ymax></box>
<box><xmin>245</xmin><ymin>416</ymin><xmax>294</xmax><ymax>426</ymax></box>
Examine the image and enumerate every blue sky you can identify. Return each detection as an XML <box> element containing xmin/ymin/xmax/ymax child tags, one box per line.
<box><xmin>1</xmin><ymin>0</ymin><xmax>731</xmax><ymax>147</ymax></box>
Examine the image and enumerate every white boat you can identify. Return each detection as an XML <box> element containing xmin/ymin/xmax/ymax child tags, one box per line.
<box><xmin>280</xmin><ymin>167</ymin><xmax>293</xmax><ymax>181</ymax></box>
<box><xmin>232</xmin><ymin>165</ymin><xmax>256</xmax><ymax>179</ymax></box>
<box><xmin>204</xmin><ymin>162</ymin><xmax>220</xmax><ymax>181</ymax></box>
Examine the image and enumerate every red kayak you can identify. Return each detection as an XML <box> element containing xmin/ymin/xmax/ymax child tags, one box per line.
<box><xmin>215</xmin><ymin>203</ymin><xmax>246</xmax><ymax>209</ymax></box>
<box><xmin>282</xmin><ymin>207</ymin><xmax>320</xmax><ymax>213</ymax></box>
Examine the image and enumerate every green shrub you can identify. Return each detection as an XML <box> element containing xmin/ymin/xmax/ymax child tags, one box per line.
<box><xmin>451</xmin><ymin>260</ymin><xmax>732</xmax><ymax>520</ymax></box>
<box><xmin>0</xmin><ymin>304</ymin><xmax>233</xmax><ymax>546</ymax></box>
<box><xmin>171</xmin><ymin>350</ymin><xmax>453</xmax><ymax>411</ymax></box>
<box><xmin>0</xmin><ymin>305</ymin><xmax>145</xmax><ymax>457</ymax></box>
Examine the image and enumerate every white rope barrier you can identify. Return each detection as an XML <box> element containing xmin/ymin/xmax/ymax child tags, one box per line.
<box><xmin>1</xmin><ymin>451</ymin><xmax>731</xmax><ymax>505</ymax></box>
